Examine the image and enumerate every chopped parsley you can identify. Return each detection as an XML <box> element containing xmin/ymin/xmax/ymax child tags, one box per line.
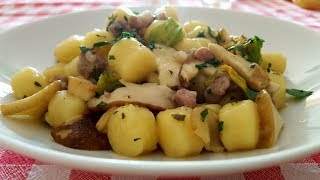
<box><xmin>171</xmin><ymin>114</ymin><xmax>186</xmax><ymax>121</ymax></box>
<box><xmin>206</xmin><ymin>60</ymin><xmax>221</xmax><ymax>67</ymax></box>
<box><xmin>169</xmin><ymin>70</ymin><xmax>173</xmax><ymax>75</ymax></box>
<box><xmin>207</xmin><ymin>89</ymin><xmax>212</xmax><ymax>94</ymax></box>
<box><xmin>80</xmin><ymin>31</ymin><xmax>139</xmax><ymax>53</ymax></box>
<box><xmin>134</xmin><ymin>138</ymin><xmax>141</xmax><ymax>141</ymax></box>
<box><xmin>218</xmin><ymin>121</ymin><xmax>224</xmax><ymax>132</ymax></box>
<box><xmin>196</xmin><ymin>31</ymin><xmax>206</xmax><ymax>38</ymax></box>
<box><xmin>200</xmin><ymin>109</ymin><xmax>208</xmax><ymax>122</ymax></box>
<box><xmin>127</xmin><ymin>95</ymin><xmax>131</xmax><ymax>98</ymax></box>
<box><xmin>96</xmin><ymin>34</ymin><xmax>106</xmax><ymax>38</ymax></box>
<box><xmin>133</xmin><ymin>11</ymin><xmax>140</xmax><ymax>15</ymax></box>
<box><xmin>109</xmin><ymin>55</ymin><xmax>116</xmax><ymax>60</ymax></box>
<box><xmin>121</xmin><ymin>112</ymin><xmax>126</xmax><ymax>119</ymax></box>
<box><xmin>113</xmin><ymin>111</ymin><xmax>118</xmax><ymax>114</ymax></box>
<box><xmin>227</xmin><ymin>45</ymin><xmax>245</xmax><ymax>54</ymax></box>
<box><xmin>124</xmin><ymin>15</ymin><xmax>128</xmax><ymax>22</ymax></box>
<box><xmin>286</xmin><ymin>88</ymin><xmax>313</xmax><ymax>98</ymax></box>
<box><xmin>246</xmin><ymin>88</ymin><xmax>258</xmax><ymax>100</ymax></box>
<box><xmin>195</xmin><ymin>63</ymin><xmax>207</xmax><ymax>70</ymax></box>
<box><xmin>148</xmin><ymin>40</ymin><xmax>156</xmax><ymax>50</ymax></box>
<box><xmin>195</xmin><ymin>60</ymin><xmax>220</xmax><ymax>70</ymax></box>
<box><xmin>96</xmin><ymin>101</ymin><xmax>107</xmax><ymax>108</ymax></box>
<box><xmin>266</xmin><ymin>63</ymin><xmax>272</xmax><ymax>72</ymax></box>
<box><xmin>207</xmin><ymin>26</ymin><xmax>221</xmax><ymax>42</ymax></box>
<box><xmin>93</xmin><ymin>65</ymin><xmax>101</xmax><ymax>82</ymax></box>
<box><xmin>106</xmin><ymin>15</ymin><xmax>116</xmax><ymax>31</ymax></box>
<box><xmin>34</xmin><ymin>81</ymin><xmax>41</xmax><ymax>87</ymax></box>
<box><xmin>80</xmin><ymin>45</ymin><xmax>91</xmax><ymax>53</ymax></box>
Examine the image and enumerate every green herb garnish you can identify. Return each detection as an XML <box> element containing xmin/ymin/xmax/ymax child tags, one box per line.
<box><xmin>171</xmin><ymin>114</ymin><xmax>186</xmax><ymax>121</ymax></box>
<box><xmin>218</xmin><ymin>121</ymin><xmax>224</xmax><ymax>132</ymax></box>
<box><xmin>124</xmin><ymin>15</ymin><xmax>128</xmax><ymax>21</ymax></box>
<box><xmin>96</xmin><ymin>34</ymin><xmax>106</xmax><ymax>38</ymax></box>
<box><xmin>195</xmin><ymin>63</ymin><xmax>207</xmax><ymax>70</ymax></box>
<box><xmin>246</xmin><ymin>88</ymin><xmax>258</xmax><ymax>100</ymax></box>
<box><xmin>107</xmin><ymin>15</ymin><xmax>116</xmax><ymax>31</ymax></box>
<box><xmin>79</xmin><ymin>31</ymin><xmax>139</xmax><ymax>53</ymax></box>
<box><xmin>286</xmin><ymin>89</ymin><xmax>313</xmax><ymax>98</ymax></box>
<box><xmin>207</xmin><ymin>89</ymin><xmax>212</xmax><ymax>94</ymax></box>
<box><xmin>195</xmin><ymin>60</ymin><xmax>220</xmax><ymax>70</ymax></box>
<box><xmin>243</xmin><ymin>36</ymin><xmax>264</xmax><ymax>64</ymax></box>
<box><xmin>207</xmin><ymin>26</ymin><xmax>221</xmax><ymax>43</ymax></box>
<box><xmin>227</xmin><ymin>45</ymin><xmax>245</xmax><ymax>54</ymax></box>
<box><xmin>200</xmin><ymin>109</ymin><xmax>208</xmax><ymax>122</ymax></box>
<box><xmin>122</xmin><ymin>112</ymin><xmax>126</xmax><ymax>119</ymax></box>
<box><xmin>205</xmin><ymin>60</ymin><xmax>221</xmax><ymax>67</ymax></box>
<box><xmin>148</xmin><ymin>40</ymin><xmax>156</xmax><ymax>50</ymax></box>
<box><xmin>93</xmin><ymin>65</ymin><xmax>101</xmax><ymax>82</ymax></box>
<box><xmin>169</xmin><ymin>70</ymin><xmax>173</xmax><ymax>75</ymax></box>
<box><xmin>196</xmin><ymin>31</ymin><xmax>206</xmax><ymax>38</ymax></box>
<box><xmin>34</xmin><ymin>81</ymin><xmax>41</xmax><ymax>87</ymax></box>
<box><xmin>109</xmin><ymin>55</ymin><xmax>116</xmax><ymax>60</ymax></box>
<box><xmin>250</xmin><ymin>64</ymin><xmax>256</xmax><ymax>68</ymax></box>
<box><xmin>134</xmin><ymin>138</ymin><xmax>141</xmax><ymax>141</ymax></box>
<box><xmin>96</xmin><ymin>101</ymin><xmax>107</xmax><ymax>108</ymax></box>
<box><xmin>266</xmin><ymin>63</ymin><xmax>272</xmax><ymax>72</ymax></box>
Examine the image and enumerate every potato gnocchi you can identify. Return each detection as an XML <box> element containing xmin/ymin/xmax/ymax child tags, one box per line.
<box><xmin>0</xmin><ymin>6</ymin><xmax>313</xmax><ymax>158</ymax></box>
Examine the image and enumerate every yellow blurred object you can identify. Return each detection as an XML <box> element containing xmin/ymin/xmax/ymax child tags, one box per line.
<box><xmin>293</xmin><ymin>0</ymin><xmax>320</xmax><ymax>10</ymax></box>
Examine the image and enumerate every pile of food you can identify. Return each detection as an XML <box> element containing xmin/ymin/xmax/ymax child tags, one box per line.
<box><xmin>0</xmin><ymin>6</ymin><xmax>312</xmax><ymax>158</ymax></box>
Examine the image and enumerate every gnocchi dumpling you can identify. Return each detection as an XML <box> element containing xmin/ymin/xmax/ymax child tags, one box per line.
<box><xmin>219</xmin><ymin>100</ymin><xmax>260</xmax><ymax>151</ymax></box>
<box><xmin>82</xmin><ymin>29</ymin><xmax>115</xmax><ymax>58</ymax></box>
<box><xmin>45</xmin><ymin>90</ymin><xmax>87</xmax><ymax>128</ymax></box>
<box><xmin>156</xmin><ymin>107</ymin><xmax>204</xmax><ymax>158</ymax></box>
<box><xmin>173</xmin><ymin>38</ymin><xmax>211</xmax><ymax>52</ymax></box>
<box><xmin>43</xmin><ymin>63</ymin><xmax>66</xmax><ymax>82</ymax></box>
<box><xmin>54</xmin><ymin>35</ymin><xmax>83</xmax><ymax>63</ymax></box>
<box><xmin>108</xmin><ymin>38</ymin><xmax>157</xmax><ymax>83</ymax></box>
<box><xmin>107</xmin><ymin>104</ymin><xmax>157</xmax><ymax>157</ymax></box>
<box><xmin>11</xmin><ymin>67</ymin><xmax>49</xmax><ymax>99</ymax></box>
<box><xmin>183</xmin><ymin>21</ymin><xmax>207</xmax><ymax>34</ymax></box>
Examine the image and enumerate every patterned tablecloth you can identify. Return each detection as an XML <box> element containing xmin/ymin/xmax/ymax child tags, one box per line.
<box><xmin>0</xmin><ymin>0</ymin><xmax>319</xmax><ymax>179</ymax></box>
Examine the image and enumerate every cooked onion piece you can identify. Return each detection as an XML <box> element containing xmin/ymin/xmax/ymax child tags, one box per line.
<box><xmin>1</xmin><ymin>81</ymin><xmax>61</xmax><ymax>118</ymax></box>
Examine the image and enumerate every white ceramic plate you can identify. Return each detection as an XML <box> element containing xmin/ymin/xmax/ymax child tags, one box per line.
<box><xmin>0</xmin><ymin>7</ymin><xmax>320</xmax><ymax>176</ymax></box>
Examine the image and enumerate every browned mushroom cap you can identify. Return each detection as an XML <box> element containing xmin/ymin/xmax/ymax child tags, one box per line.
<box><xmin>51</xmin><ymin>115</ymin><xmax>110</xmax><ymax>150</ymax></box>
<box><xmin>255</xmin><ymin>89</ymin><xmax>284</xmax><ymax>148</ymax></box>
<box><xmin>208</xmin><ymin>43</ymin><xmax>269</xmax><ymax>91</ymax></box>
<box><xmin>88</xmin><ymin>81</ymin><xmax>177</xmax><ymax>112</ymax></box>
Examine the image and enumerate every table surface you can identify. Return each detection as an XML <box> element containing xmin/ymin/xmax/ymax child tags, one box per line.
<box><xmin>0</xmin><ymin>0</ymin><xmax>320</xmax><ymax>179</ymax></box>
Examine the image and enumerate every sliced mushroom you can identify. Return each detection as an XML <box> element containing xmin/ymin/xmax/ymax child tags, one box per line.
<box><xmin>88</xmin><ymin>81</ymin><xmax>176</xmax><ymax>112</ymax></box>
<box><xmin>179</xmin><ymin>59</ymin><xmax>201</xmax><ymax>87</ymax></box>
<box><xmin>153</xmin><ymin>45</ymin><xmax>187</xmax><ymax>88</ymax></box>
<box><xmin>255</xmin><ymin>89</ymin><xmax>284</xmax><ymax>148</ymax></box>
<box><xmin>208</xmin><ymin>43</ymin><xmax>269</xmax><ymax>91</ymax></box>
<box><xmin>51</xmin><ymin>115</ymin><xmax>110</xmax><ymax>150</ymax></box>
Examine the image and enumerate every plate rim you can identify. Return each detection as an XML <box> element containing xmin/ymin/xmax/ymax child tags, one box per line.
<box><xmin>0</xmin><ymin>6</ymin><xmax>320</xmax><ymax>176</ymax></box>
